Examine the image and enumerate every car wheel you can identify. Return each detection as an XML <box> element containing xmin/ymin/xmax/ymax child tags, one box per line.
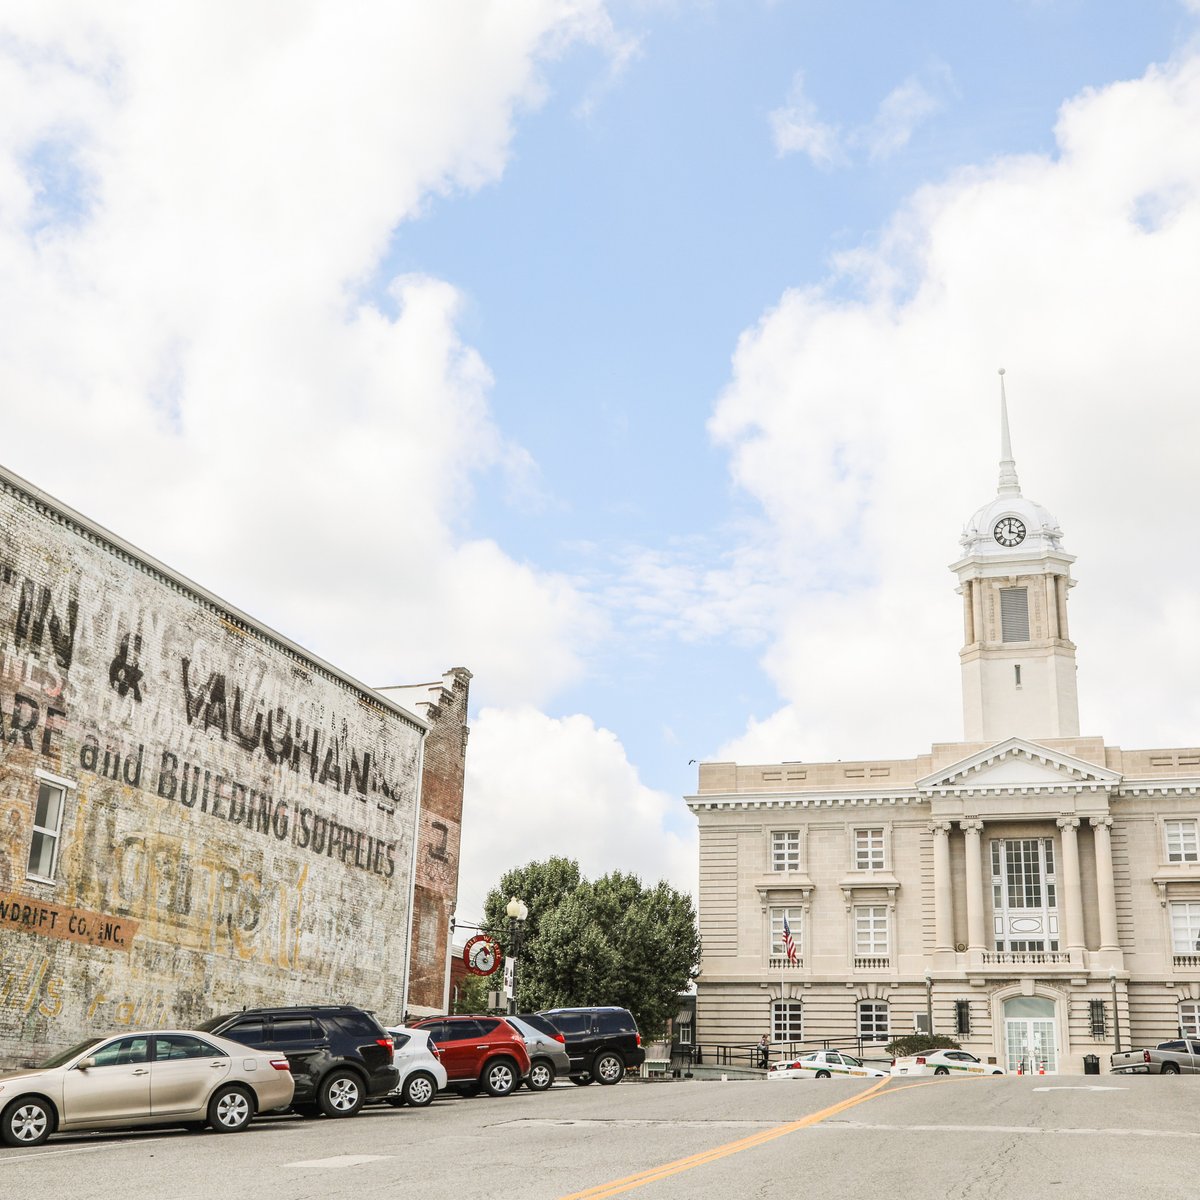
<box><xmin>934</xmin><ymin>1066</ymin><xmax>950</xmax><ymax>1076</ymax></box>
<box><xmin>1161</xmin><ymin>1062</ymin><xmax>1181</xmax><ymax>1075</ymax></box>
<box><xmin>526</xmin><ymin>1060</ymin><xmax>555</xmax><ymax>1091</ymax></box>
<box><xmin>482</xmin><ymin>1057</ymin><xmax>518</xmax><ymax>1097</ymax></box>
<box><xmin>403</xmin><ymin>1072</ymin><xmax>437</xmax><ymax>1107</ymax></box>
<box><xmin>319</xmin><ymin>1070</ymin><xmax>365</xmax><ymax>1118</ymax></box>
<box><xmin>570</xmin><ymin>1075</ymin><xmax>593</xmax><ymax>1086</ymax></box>
<box><xmin>1</xmin><ymin>1097</ymin><xmax>53</xmax><ymax>1147</ymax></box>
<box><xmin>207</xmin><ymin>1086</ymin><xmax>254</xmax><ymax>1133</ymax></box>
<box><xmin>594</xmin><ymin>1052</ymin><xmax>625</xmax><ymax>1086</ymax></box>
<box><xmin>815</xmin><ymin>1070</ymin><xmax>831</xmax><ymax>1079</ymax></box>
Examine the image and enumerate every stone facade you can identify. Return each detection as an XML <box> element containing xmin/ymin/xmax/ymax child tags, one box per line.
<box><xmin>689</xmin><ymin>389</ymin><xmax>1200</xmax><ymax>1074</ymax></box>
<box><xmin>0</xmin><ymin>464</ymin><xmax>427</xmax><ymax>1068</ymax></box>
<box><xmin>378</xmin><ymin>670</ymin><xmax>470</xmax><ymax>1016</ymax></box>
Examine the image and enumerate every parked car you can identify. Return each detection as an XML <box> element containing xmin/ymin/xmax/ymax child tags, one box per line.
<box><xmin>197</xmin><ymin>1005</ymin><xmax>397</xmax><ymax>1117</ymax></box>
<box><xmin>503</xmin><ymin>1014</ymin><xmax>572</xmax><ymax>1091</ymax></box>
<box><xmin>890</xmin><ymin>1049</ymin><xmax>1005</xmax><ymax>1077</ymax></box>
<box><xmin>538</xmin><ymin>1006</ymin><xmax>645</xmax><ymax>1085</ymax></box>
<box><xmin>1111</xmin><ymin>1039</ymin><xmax>1200</xmax><ymax>1075</ymax></box>
<box><xmin>767</xmin><ymin>1050</ymin><xmax>887</xmax><ymax>1080</ymax></box>
<box><xmin>0</xmin><ymin>1029</ymin><xmax>293</xmax><ymax>1147</ymax></box>
<box><xmin>383</xmin><ymin>1027</ymin><xmax>448</xmax><ymax>1106</ymax></box>
<box><xmin>410</xmin><ymin>1015</ymin><xmax>530</xmax><ymax>1097</ymax></box>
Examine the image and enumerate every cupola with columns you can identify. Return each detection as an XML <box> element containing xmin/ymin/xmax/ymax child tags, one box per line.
<box><xmin>950</xmin><ymin>371</ymin><xmax>1080</xmax><ymax>741</ymax></box>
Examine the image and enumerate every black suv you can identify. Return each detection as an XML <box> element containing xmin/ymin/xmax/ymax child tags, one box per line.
<box><xmin>198</xmin><ymin>1006</ymin><xmax>399</xmax><ymax>1117</ymax></box>
<box><xmin>538</xmin><ymin>1006</ymin><xmax>645</xmax><ymax>1085</ymax></box>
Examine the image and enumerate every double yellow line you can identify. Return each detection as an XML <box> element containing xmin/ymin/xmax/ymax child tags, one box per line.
<box><xmin>559</xmin><ymin>1077</ymin><xmax>893</xmax><ymax>1200</ymax></box>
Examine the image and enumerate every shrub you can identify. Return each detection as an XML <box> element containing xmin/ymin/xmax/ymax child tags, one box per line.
<box><xmin>885</xmin><ymin>1034</ymin><xmax>962</xmax><ymax>1058</ymax></box>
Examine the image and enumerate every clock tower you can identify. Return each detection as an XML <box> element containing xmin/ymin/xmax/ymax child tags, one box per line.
<box><xmin>950</xmin><ymin>372</ymin><xmax>1080</xmax><ymax>741</ymax></box>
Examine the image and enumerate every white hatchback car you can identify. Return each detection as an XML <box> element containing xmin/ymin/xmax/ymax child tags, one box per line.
<box><xmin>890</xmin><ymin>1049</ymin><xmax>1006</xmax><ymax>1077</ymax></box>
<box><xmin>767</xmin><ymin>1050</ymin><xmax>888</xmax><ymax>1080</ymax></box>
<box><xmin>383</xmin><ymin>1027</ymin><xmax>448</xmax><ymax>1107</ymax></box>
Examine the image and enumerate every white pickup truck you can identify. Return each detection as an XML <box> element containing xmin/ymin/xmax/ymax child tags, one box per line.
<box><xmin>1110</xmin><ymin>1039</ymin><xmax>1200</xmax><ymax>1075</ymax></box>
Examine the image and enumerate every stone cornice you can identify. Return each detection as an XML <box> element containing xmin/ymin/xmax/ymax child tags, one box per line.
<box><xmin>685</xmin><ymin>791</ymin><xmax>926</xmax><ymax>812</ymax></box>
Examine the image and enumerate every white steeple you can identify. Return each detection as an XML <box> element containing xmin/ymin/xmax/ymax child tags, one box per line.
<box><xmin>950</xmin><ymin>373</ymin><xmax>1080</xmax><ymax>742</ymax></box>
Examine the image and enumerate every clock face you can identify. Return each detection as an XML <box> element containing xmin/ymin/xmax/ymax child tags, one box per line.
<box><xmin>994</xmin><ymin>516</ymin><xmax>1026</xmax><ymax>547</ymax></box>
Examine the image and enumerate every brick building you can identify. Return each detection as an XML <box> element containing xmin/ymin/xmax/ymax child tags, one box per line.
<box><xmin>0</xmin><ymin>462</ymin><xmax>434</xmax><ymax>1067</ymax></box>
<box><xmin>378</xmin><ymin>670</ymin><xmax>470</xmax><ymax>1016</ymax></box>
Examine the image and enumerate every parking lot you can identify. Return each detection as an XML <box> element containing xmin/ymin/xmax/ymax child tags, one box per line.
<box><xmin>2</xmin><ymin>1075</ymin><xmax>1198</xmax><ymax>1200</ymax></box>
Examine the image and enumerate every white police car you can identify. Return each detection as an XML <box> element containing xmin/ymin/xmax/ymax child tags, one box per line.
<box><xmin>890</xmin><ymin>1048</ymin><xmax>1005</xmax><ymax>1077</ymax></box>
<box><xmin>767</xmin><ymin>1050</ymin><xmax>888</xmax><ymax>1080</ymax></box>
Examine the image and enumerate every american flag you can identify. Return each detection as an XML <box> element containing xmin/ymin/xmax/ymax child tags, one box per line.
<box><xmin>782</xmin><ymin>914</ymin><xmax>798</xmax><ymax>965</ymax></box>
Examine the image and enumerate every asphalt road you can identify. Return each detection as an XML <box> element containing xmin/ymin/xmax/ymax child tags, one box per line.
<box><xmin>2</xmin><ymin>1076</ymin><xmax>1198</xmax><ymax>1200</ymax></box>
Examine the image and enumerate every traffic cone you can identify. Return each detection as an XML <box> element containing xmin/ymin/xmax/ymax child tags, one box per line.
<box><xmin>1038</xmin><ymin>1064</ymin><xmax>1045</xmax><ymax>1075</ymax></box>
<box><xmin>1016</xmin><ymin>1064</ymin><xmax>1023</xmax><ymax>1075</ymax></box>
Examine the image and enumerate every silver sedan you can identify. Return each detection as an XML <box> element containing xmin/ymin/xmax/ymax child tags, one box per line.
<box><xmin>0</xmin><ymin>1029</ymin><xmax>295</xmax><ymax>1147</ymax></box>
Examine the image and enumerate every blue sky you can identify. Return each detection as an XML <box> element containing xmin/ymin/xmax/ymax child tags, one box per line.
<box><xmin>3</xmin><ymin>1</ymin><xmax>1200</xmax><ymax>921</ymax></box>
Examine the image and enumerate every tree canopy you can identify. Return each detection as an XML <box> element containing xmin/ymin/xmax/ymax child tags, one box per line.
<box><xmin>482</xmin><ymin>858</ymin><xmax>700</xmax><ymax>1040</ymax></box>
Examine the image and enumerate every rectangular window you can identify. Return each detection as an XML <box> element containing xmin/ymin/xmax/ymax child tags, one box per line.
<box><xmin>854</xmin><ymin>828</ymin><xmax>885</xmax><ymax>871</ymax></box>
<box><xmin>858</xmin><ymin>1001</ymin><xmax>889</xmax><ymax>1040</ymax></box>
<box><xmin>769</xmin><ymin>907</ymin><xmax>803</xmax><ymax>959</ymax></box>
<box><xmin>854</xmin><ymin>905</ymin><xmax>889</xmax><ymax>957</ymax></box>
<box><xmin>955</xmin><ymin>1000</ymin><xmax>972</xmax><ymax>1037</ymax></box>
<box><xmin>772</xmin><ymin>1001</ymin><xmax>803</xmax><ymax>1042</ymax></box>
<box><xmin>1000</xmin><ymin>587</ymin><xmax>1030</xmax><ymax>642</ymax></box>
<box><xmin>771</xmin><ymin>830</ymin><xmax>800</xmax><ymax>872</ymax></box>
<box><xmin>26</xmin><ymin>781</ymin><xmax>67</xmax><ymax>882</ymax></box>
<box><xmin>1089</xmin><ymin>1000</ymin><xmax>1107</xmax><ymax>1039</ymax></box>
<box><xmin>1170</xmin><ymin>902</ymin><xmax>1200</xmax><ymax>954</ymax></box>
<box><xmin>1180</xmin><ymin>1002</ymin><xmax>1200</xmax><ymax>1039</ymax></box>
<box><xmin>1165</xmin><ymin>820</ymin><xmax>1200</xmax><ymax>864</ymax></box>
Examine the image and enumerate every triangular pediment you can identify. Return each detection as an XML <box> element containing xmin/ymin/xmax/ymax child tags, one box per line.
<box><xmin>917</xmin><ymin>737</ymin><xmax>1120</xmax><ymax>793</ymax></box>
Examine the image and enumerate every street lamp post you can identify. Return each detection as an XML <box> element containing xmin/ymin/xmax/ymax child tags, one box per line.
<box><xmin>505</xmin><ymin>897</ymin><xmax>528</xmax><ymax>1015</ymax></box>
<box><xmin>924</xmin><ymin>973</ymin><xmax>934</xmax><ymax>1035</ymax></box>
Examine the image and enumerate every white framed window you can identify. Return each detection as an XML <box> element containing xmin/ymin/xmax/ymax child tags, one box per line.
<box><xmin>27</xmin><ymin>780</ymin><xmax>67</xmax><ymax>882</ymax></box>
<box><xmin>769</xmin><ymin>907</ymin><xmax>803</xmax><ymax>959</ymax></box>
<box><xmin>854</xmin><ymin>905</ymin><xmax>889</xmax><ymax>957</ymax></box>
<box><xmin>771</xmin><ymin>830</ymin><xmax>800</xmax><ymax>872</ymax></box>
<box><xmin>1165</xmin><ymin>820</ymin><xmax>1200</xmax><ymax>864</ymax></box>
<box><xmin>858</xmin><ymin>1001</ymin><xmax>889</xmax><ymax>1041</ymax></box>
<box><xmin>772</xmin><ymin>1000</ymin><xmax>803</xmax><ymax>1042</ymax></box>
<box><xmin>854</xmin><ymin>828</ymin><xmax>885</xmax><ymax>871</ymax></box>
<box><xmin>1180</xmin><ymin>1002</ymin><xmax>1200</xmax><ymax>1039</ymax></box>
<box><xmin>1169</xmin><ymin>902</ymin><xmax>1200</xmax><ymax>954</ymax></box>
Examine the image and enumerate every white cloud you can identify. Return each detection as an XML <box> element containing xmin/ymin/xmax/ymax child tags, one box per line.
<box><xmin>857</xmin><ymin>76</ymin><xmax>944</xmax><ymax>161</ymax></box>
<box><xmin>716</xmin><ymin>52</ymin><xmax>1200</xmax><ymax>764</ymax></box>
<box><xmin>0</xmin><ymin>2</ymin><xmax>613</xmax><ymax>708</ymax></box>
<box><xmin>769</xmin><ymin>73</ymin><xmax>845</xmax><ymax>168</ymax></box>
<box><xmin>456</xmin><ymin>706</ymin><xmax>697</xmax><ymax>922</ymax></box>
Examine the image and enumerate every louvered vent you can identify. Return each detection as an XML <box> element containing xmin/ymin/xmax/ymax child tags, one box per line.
<box><xmin>1000</xmin><ymin>587</ymin><xmax>1029</xmax><ymax>642</ymax></box>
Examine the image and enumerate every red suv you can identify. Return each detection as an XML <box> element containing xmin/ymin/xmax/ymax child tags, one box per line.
<box><xmin>411</xmin><ymin>1015</ymin><xmax>531</xmax><ymax>1097</ymax></box>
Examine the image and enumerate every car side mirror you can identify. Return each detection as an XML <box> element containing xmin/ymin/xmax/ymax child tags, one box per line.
<box><xmin>77</xmin><ymin>1057</ymin><xmax>96</xmax><ymax>1070</ymax></box>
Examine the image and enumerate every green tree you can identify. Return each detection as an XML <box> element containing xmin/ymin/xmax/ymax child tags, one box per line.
<box><xmin>481</xmin><ymin>858</ymin><xmax>700</xmax><ymax>1040</ymax></box>
<box><xmin>450</xmin><ymin>972</ymin><xmax>494</xmax><ymax>1015</ymax></box>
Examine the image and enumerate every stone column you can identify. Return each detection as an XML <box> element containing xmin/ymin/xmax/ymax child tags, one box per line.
<box><xmin>1057</xmin><ymin>817</ymin><xmax>1085</xmax><ymax>958</ymax></box>
<box><xmin>961</xmin><ymin>820</ymin><xmax>986</xmax><ymax>953</ymax></box>
<box><xmin>1090</xmin><ymin>816</ymin><xmax>1120</xmax><ymax>952</ymax></box>
<box><xmin>932</xmin><ymin>822</ymin><xmax>954</xmax><ymax>952</ymax></box>
<box><xmin>1045</xmin><ymin>574</ymin><xmax>1060</xmax><ymax>638</ymax></box>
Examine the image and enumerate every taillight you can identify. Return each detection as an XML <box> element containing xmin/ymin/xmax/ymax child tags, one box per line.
<box><xmin>553</xmin><ymin>1032</ymin><xmax>565</xmax><ymax>1044</ymax></box>
<box><xmin>916</xmin><ymin>1057</ymin><xmax>926</xmax><ymax>1065</ymax></box>
<box><xmin>890</xmin><ymin>1059</ymin><xmax>896</xmax><ymax>1067</ymax></box>
<box><xmin>269</xmin><ymin>1058</ymin><xmax>291</xmax><ymax>1072</ymax></box>
<box><xmin>1144</xmin><ymin>1050</ymin><xmax>1152</xmax><ymax>1063</ymax></box>
<box><xmin>636</xmin><ymin>1033</ymin><xmax>641</xmax><ymax>1047</ymax></box>
<box><xmin>377</xmin><ymin>1038</ymin><xmax>394</xmax><ymax>1053</ymax></box>
<box><xmin>431</xmin><ymin>1044</ymin><xmax>442</xmax><ymax>1059</ymax></box>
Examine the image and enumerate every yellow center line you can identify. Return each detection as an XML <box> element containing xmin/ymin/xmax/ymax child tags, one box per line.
<box><xmin>558</xmin><ymin>1078</ymin><xmax>891</xmax><ymax>1200</ymax></box>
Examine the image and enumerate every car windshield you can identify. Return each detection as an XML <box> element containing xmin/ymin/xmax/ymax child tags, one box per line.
<box><xmin>38</xmin><ymin>1038</ymin><xmax>104</xmax><ymax>1069</ymax></box>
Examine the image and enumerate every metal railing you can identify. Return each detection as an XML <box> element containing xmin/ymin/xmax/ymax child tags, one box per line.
<box><xmin>672</xmin><ymin>1038</ymin><xmax>892</xmax><ymax>1072</ymax></box>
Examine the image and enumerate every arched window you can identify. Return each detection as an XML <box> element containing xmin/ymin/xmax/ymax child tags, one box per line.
<box><xmin>772</xmin><ymin>1000</ymin><xmax>803</xmax><ymax>1043</ymax></box>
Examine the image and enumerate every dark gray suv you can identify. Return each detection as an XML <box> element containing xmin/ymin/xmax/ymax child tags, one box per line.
<box><xmin>538</xmin><ymin>1006</ymin><xmax>645</xmax><ymax>1085</ymax></box>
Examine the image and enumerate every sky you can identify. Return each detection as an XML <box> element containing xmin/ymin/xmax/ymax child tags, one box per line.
<box><xmin>3</xmin><ymin>1</ymin><xmax>1200</xmax><ymax>928</ymax></box>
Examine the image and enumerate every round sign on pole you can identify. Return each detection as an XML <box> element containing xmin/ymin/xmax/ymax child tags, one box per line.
<box><xmin>463</xmin><ymin>934</ymin><xmax>502</xmax><ymax>977</ymax></box>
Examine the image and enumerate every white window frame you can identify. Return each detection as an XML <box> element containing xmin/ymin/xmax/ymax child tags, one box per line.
<box><xmin>771</xmin><ymin>830</ymin><xmax>800</xmax><ymax>873</ymax></box>
<box><xmin>858</xmin><ymin>1001</ymin><xmax>890</xmax><ymax>1041</ymax></box>
<box><xmin>854</xmin><ymin>905</ymin><xmax>889</xmax><ymax>957</ymax></box>
<box><xmin>1169</xmin><ymin>901</ymin><xmax>1200</xmax><ymax>954</ymax></box>
<box><xmin>854</xmin><ymin>828</ymin><xmax>886</xmax><ymax>872</ymax></box>
<box><xmin>769</xmin><ymin>906</ymin><xmax>804</xmax><ymax>959</ymax></box>
<box><xmin>1180</xmin><ymin>1002</ymin><xmax>1200</xmax><ymax>1039</ymax></box>
<box><xmin>1165</xmin><ymin>819</ymin><xmax>1200</xmax><ymax>864</ymax></box>
<box><xmin>26</xmin><ymin>778</ymin><xmax>70</xmax><ymax>884</ymax></box>
<box><xmin>772</xmin><ymin>1000</ymin><xmax>803</xmax><ymax>1043</ymax></box>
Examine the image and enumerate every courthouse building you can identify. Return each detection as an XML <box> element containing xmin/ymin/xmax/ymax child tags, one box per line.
<box><xmin>688</xmin><ymin>387</ymin><xmax>1200</xmax><ymax>1073</ymax></box>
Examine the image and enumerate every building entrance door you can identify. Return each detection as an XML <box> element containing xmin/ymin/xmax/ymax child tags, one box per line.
<box><xmin>1003</xmin><ymin>996</ymin><xmax>1058</xmax><ymax>1074</ymax></box>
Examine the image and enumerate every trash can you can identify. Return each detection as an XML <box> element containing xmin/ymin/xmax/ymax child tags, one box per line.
<box><xmin>1083</xmin><ymin>1054</ymin><xmax>1100</xmax><ymax>1075</ymax></box>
